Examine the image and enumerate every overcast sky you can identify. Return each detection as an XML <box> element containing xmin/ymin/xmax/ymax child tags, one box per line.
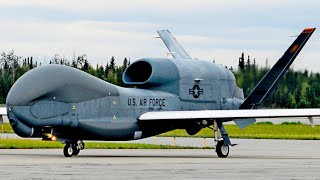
<box><xmin>0</xmin><ymin>0</ymin><xmax>319</xmax><ymax>72</ymax></box>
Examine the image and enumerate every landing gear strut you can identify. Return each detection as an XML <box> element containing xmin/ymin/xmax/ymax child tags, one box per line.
<box><xmin>63</xmin><ymin>140</ymin><xmax>85</xmax><ymax>157</ymax></box>
<box><xmin>213</xmin><ymin>120</ymin><xmax>233</xmax><ymax>158</ymax></box>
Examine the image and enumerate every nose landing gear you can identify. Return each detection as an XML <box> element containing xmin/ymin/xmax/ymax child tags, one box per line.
<box><xmin>63</xmin><ymin>140</ymin><xmax>85</xmax><ymax>157</ymax></box>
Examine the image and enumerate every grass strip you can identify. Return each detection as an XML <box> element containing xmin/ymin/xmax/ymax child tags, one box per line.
<box><xmin>159</xmin><ymin>124</ymin><xmax>320</xmax><ymax>140</ymax></box>
<box><xmin>0</xmin><ymin>139</ymin><xmax>211</xmax><ymax>149</ymax></box>
<box><xmin>0</xmin><ymin>123</ymin><xmax>14</xmax><ymax>133</ymax></box>
<box><xmin>3</xmin><ymin>122</ymin><xmax>320</xmax><ymax>140</ymax></box>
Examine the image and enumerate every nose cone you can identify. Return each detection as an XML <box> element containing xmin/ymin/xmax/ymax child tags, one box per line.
<box><xmin>6</xmin><ymin>64</ymin><xmax>119</xmax><ymax>106</ymax></box>
<box><xmin>6</xmin><ymin>65</ymin><xmax>120</xmax><ymax>137</ymax></box>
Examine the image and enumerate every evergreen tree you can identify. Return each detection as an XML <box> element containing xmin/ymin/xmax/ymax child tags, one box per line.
<box><xmin>238</xmin><ymin>52</ymin><xmax>245</xmax><ymax>70</ymax></box>
<box><xmin>246</xmin><ymin>55</ymin><xmax>251</xmax><ymax>70</ymax></box>
<box><xmin>105</xmin><ymin>63</ymin><xmax>109</xmax><ymax>80</ymax></box>
<box><xmin>82</xmin><ymin>59</ymin><xmax>89</xmax><ymax>72</ymax></box>
<box><xmin>122</xmin><ymin>58</ymin><xmax>128</xmax><ymax>71</ymax></box>
<box><xmin>109</xmin><ymin>56</ymin><xmax>116</xmax><ymax>73</ymax></box>
<box><xmin>29</xmin><ymin>57</ymin><xmax>33</xmax><ymax>69</ymax></box>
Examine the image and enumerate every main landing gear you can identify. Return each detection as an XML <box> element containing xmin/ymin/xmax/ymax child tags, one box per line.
<box><xmin>216</xmin><ymin>140</ymin><xmax>229</xmax><ymax>158</ymax></box>
<box><xmin>63</xmin><ymin>140</ymin><xmax>85</xmax><ymax>157</ymax></box>
<box><xmin>212</xmin><ymin>120</ymin><xmax>235</xmax><ymax>158</ymax></box>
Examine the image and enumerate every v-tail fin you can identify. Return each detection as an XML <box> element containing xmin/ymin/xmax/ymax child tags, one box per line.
<box><xmin>157</xmin><ymin>30</ymin><xmax>192</xmax><ymax>59</ymax></box>
<box><xmin>239</xmin><ymin>28</ymin><xmax>316</xmax><ymax>109</ymax></box>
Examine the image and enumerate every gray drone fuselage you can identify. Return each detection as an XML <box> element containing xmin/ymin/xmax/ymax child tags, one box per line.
<box><xmin>6</xmin><ymin>57</ymin><xmax>244</xmax><ymax>141</ymax></box>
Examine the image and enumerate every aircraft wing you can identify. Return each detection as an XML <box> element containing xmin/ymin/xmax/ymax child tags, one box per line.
<box><xmin>157</xmin><ymin>30</ymin><xmax>192</xmax><ymax>59</ymax></box>
<box><xmin>139</xmin><ymin>109</ymin><xmax>320</xmax><ymax>127</ymax></box>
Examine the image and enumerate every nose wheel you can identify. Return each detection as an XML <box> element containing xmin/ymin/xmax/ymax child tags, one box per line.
<box><xmin>63</xmin><ymin>141</ymin><xmax>85</xmax><ymax>157</ymax></box>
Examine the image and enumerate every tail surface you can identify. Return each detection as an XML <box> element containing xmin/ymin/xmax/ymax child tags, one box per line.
<box><xmin>239</xmin><ymin>28</ymin><xmax>316</xmax><ymax>109</ymax></box>
<box><xmin>157</xmin><ymin>30</ymin><xmax>192</xmax><ymax>59</ymax></box>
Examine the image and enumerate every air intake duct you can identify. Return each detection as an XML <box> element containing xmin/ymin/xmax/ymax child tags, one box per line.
<box><xmin>123</xmin><ymin>58</ymin><xmax>179</xmax><ymax>86</ymax></box>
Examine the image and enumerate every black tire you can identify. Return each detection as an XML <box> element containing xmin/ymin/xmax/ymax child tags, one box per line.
<box><xmin>63</xmin><ymin>143</ymin><xmax>73</xmax><ymax>157</ymax></box>
<box><xmin>216</xmin><ymin>140</ymin><xmax>229</xmax><ymax>158</ymax></box>
<box><xmin>72</xmin><ymin>146</ymin><xmax>80</xmax><ymax>156</ymax></box>
<box><xmin>79</xmin><ymin>141</ymin><xmax>85</xmax><ymax>150</ymax></box>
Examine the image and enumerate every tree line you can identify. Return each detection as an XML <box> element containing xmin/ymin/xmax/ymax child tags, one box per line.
<box><xmin>0</xmin><ymin>50</ymin><xmax>130</xmax><ymax>103</ymax></box>
<box><xmin>0</xmin><ymin>50</ymin><xmax>320</xmax><ymax>108</ymax></box>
